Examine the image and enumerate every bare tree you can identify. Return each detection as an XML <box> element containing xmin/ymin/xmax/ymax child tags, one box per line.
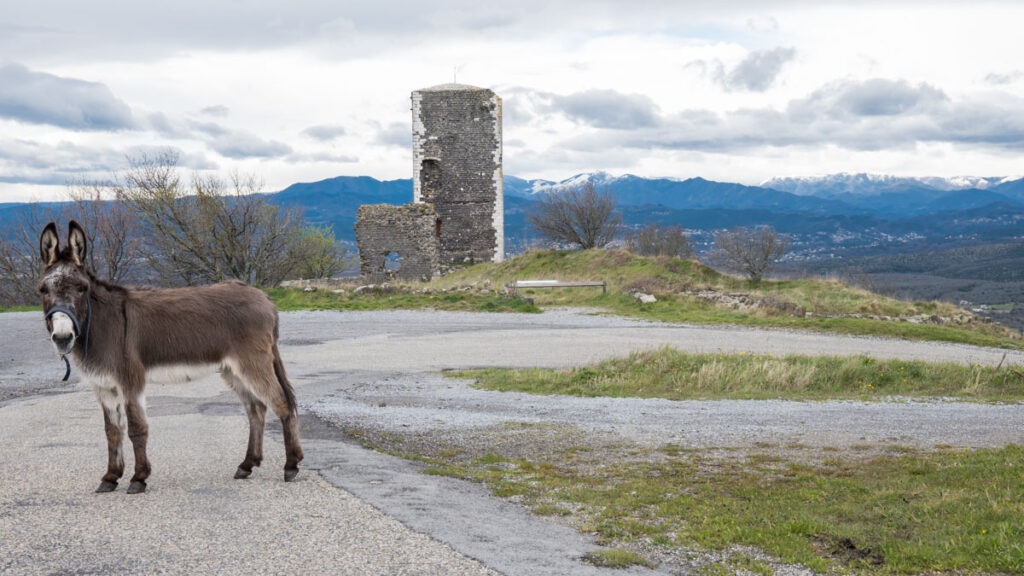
<box><xmin>120</xmin><ymin>151</ymin><xmax>307</xmax><ymax>286</ymax></box>
<box><xmin>712</xmin><ymin>225</ymin><xmax>790</xmax><ymax>284</ymax></box>
<box><xmin>0</xmin><ymin>182</ymin><xmax>141</xmax><ymax>307</ymax></box>
<box><xmin>62</xmin><ymin>180</ymin><xmax>142</xmax><ymax>283</ymax></box>
<box><xmin>526</xmin><ymin>181</ymin><xmax>621</xmax><ymax>249</ymax></box>
<box><xmin>0</xmin><ymin>203</ymin><xmax>58</xmax><ymax>306</ymax></box>
<box><xmin>626</xmin><ymin>223</ymin><xmax>694</xmax><ymax>258</ymax></box>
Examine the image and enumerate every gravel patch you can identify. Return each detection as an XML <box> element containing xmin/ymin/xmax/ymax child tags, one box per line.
<box><xmin>307</xmin><ymin>371</ymin><xmax>1024</xmax><ymax>456</ymax></box>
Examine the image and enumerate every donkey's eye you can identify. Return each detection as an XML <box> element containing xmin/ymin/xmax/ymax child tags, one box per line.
<box><xmin>77</xmin><ymin>285</ymin><xmax>87</xmax><ymax>294</ymax></box>
<box><xmin>39</xmin><ymin>286</ymin><xmax>49</xmax><ymax>295</ymax></box>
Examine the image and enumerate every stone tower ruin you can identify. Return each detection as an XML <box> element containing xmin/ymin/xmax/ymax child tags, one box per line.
<box><xmin>412</xmin><ymin>84</ymin><xmax>504</xmax><ymax>264</ymax></box>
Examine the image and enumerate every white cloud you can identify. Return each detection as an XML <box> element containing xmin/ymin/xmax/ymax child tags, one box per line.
<box><xmin>3</xmin><ymin>1</ymin><xmax>1024</xmax><ymax>198</ymax></box>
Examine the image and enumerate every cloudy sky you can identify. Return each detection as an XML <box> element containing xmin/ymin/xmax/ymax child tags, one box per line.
<box><xmin>2</xmin><ymin>1</ymin><xmax>1023</xmax><ymax>201</ymax></box>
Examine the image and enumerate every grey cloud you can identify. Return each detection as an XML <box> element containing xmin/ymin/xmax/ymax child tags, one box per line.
<box><xmin>718</xmin><ymin>47</ymin><xmax>795</xmax><ymax>92</ymax></box>
<box><xmin>286</xmin><ymin>151</ymin><xmax>359</xmax><ymax>163</ymax></box>
<box><xmin>527</xmin><ymin>78</ymin><xmax>1024</xmax><ymax>157</ymax></box>
<box><xmin>206</xmin><ymin>131</ymin><xmax>293</xmax><ymax>159</ymax></box>
<box><xmin>789</xmin><ymin>79</ymin><xmax>948</xmax><ymax>120</ymax></box>
<box><xmin>0</xmin><ymin>139</ymin><xmax>215</xmax><ymax>185</ymax></box>
<box><xmin>145</xmin><ymin>112</ymin><xmax>191</xmax><ymax>138</ymax></box>
<box><xmin>142</xmin><ymin>113</ymin><xmax>292</xmax><ymax>159</ymax></box>
<box><xmin>985</xmin><ymin>71</ymin><xmax>1024</xmax><ymax>85</ymax></box>
<box><xmin>376</xmin><ymin>122</ymin><xmax>409</xmax><ymax>147</ymax></box>
<box><xmin>0</xmin><ymin>63</ymin><xmax>134</xmax><ymax>130</ymax></box>
<box><xmin>200</xmin><ymin>105</ymin><xmax>230</xmax><ymax>117</ymax></box>
<box><xmin>545</xmin><ymin>89</ymin><xmax>659</xmax><ymax>129</ymax></box>
<box><xmin>189</xmin><ymin>120</ymin><xmax>231</xmax><ymax>137</ymax></box>
<box><xmin>302</xmin><ymin>124</ymin><xmax>348</xmax><ymax>141</ymax></box>
<box><xmin>125</xmin><ymin>146</ymin><xmax>218</xmax><ymax>170</ymax></box>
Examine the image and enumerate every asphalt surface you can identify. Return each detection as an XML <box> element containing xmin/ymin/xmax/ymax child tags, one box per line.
<box><xmin>2</xmin><ymin>309</ymin><xmax>1023</xmax><ymax>575</ymax></box>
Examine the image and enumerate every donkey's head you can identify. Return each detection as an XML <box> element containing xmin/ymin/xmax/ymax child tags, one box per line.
<box><xmin>38</xmin><ymin>221</ymin><xmax>91</xmax><ymax>357</ymax></box>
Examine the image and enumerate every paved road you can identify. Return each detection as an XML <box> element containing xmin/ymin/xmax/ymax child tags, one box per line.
<box><xmin>1</xmin><ymin>309</ymin><xmax>1022</xmax><ymax>575</ymax></box>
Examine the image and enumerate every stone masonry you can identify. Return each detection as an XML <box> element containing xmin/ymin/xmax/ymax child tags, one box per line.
<box><xmin>354</xmin><ymin>203</ymin><xmax>441</xmax><ymax>282</ymax></box>
<box><xmin>412</xmin><ymin>84</ymin><xmax>504</xmax><ymax>264</ymax></box>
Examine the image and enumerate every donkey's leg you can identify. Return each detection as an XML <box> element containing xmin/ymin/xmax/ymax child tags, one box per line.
<box><xmin>93</xmin><ymin>382</ymin><xmax>126</xmax><ymax>493</ymax></box>
<box><xmin>123</xmin><ymin>389</ymin><xmax>151</xmax><ymax>494</ymax></box>
<box><xmin>234</xmin><ymin>353</ymin><xmax>303</xmax><ymax>482</ymax></box>
<box><xmin>221</xmin><ymin>368</ymin><xmax>268</xmax><ymax>479</ymax></box>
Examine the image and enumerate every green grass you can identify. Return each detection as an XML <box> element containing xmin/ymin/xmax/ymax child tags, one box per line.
<box><xmin>424</xmin><ymin>444</ymin><xmax>1024</xmax><ymax>574</ymax></box>
<box><xmin>455</xmin><ymin>347</ymin><xmax>1024</xmax><ymax>402</ymax></box>
<box><xmin>265</xmin><ymin>286</ymin><xmax>540</xmax><ymax>314</ymax></box>
<box><xmin>0</xmin><ymin>305</ymin><xmax>41</xmax><ymax>313</ymax></box>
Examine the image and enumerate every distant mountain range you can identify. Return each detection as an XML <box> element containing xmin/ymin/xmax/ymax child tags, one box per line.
<box><xmin>4</xmin><ymin>170</ymin><xmax>1022</xmax><ymax>264</ymax></box>
<box><xmin>270</xmin><ymin>172</ymin><xmax>1024</xmax><ymax>251</ymax></box>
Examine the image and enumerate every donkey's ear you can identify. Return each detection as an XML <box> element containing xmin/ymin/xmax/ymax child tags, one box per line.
<box><xmin>40</xmin><ymin>222</ymin><xmax>60</xmax><ymax>267</ymax></box>
<box><xmin>68</xmin><ymin>220</ymin><xmax>88</xmax><ymax>267</ymax></box>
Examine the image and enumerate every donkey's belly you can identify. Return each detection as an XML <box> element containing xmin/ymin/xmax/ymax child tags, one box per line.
<box><xmin>145</xmin><ymin>363</ymin><xmax>223</xmax><ymax>384</ymax></box>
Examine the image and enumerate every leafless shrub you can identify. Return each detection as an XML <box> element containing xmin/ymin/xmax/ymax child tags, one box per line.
<box><xmin>711</xmin><ymin>225</ymin><xmax>790</xmax><ymax>284</ymax></box>
<box><xmin>626</xmin><ymin>223</ymin><xmax>694</xmax><ymax>258</ymax></box>
<box><xmin>526</xmin><ymin>181</ymin><xmax>621</xmax><ymax>249</ymax></box>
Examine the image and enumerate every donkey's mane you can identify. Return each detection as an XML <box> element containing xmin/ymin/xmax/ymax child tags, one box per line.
<box><xmin>86</xmin><ymin>271</ymin><xmax>130</xmax><ymax>295</ymax></box>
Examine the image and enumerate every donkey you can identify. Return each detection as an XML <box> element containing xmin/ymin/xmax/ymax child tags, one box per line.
<box><xmin>38</xmin><ymin>221</ymin><xmax>303</xmax><ymax>494</ymax></box>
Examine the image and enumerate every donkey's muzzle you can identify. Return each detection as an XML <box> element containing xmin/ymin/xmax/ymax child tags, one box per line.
<box><xmin>46</xmin><ymin>309</ymin><xmax>78</xmax><ymax>356</ymax></box>
<box><xmin>52</xmin><ymin>332</ymin><xmax>74</xmax><ymax>355</ymax></box>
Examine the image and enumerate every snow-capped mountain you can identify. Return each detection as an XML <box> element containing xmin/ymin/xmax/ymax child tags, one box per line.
<box><xmin>761</xmin><ymin>173</ymin><xmax>1017</xmax><ymax>197</ymax></box>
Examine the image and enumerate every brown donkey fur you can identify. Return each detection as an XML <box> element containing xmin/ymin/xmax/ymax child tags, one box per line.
<box><xmin>38</xmin><ymin>221</ymin><xmax>303</xmax><ymax>494</ymax></box>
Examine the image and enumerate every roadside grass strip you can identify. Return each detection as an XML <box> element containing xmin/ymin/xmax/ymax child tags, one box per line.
<box><xmin>423</xmin><ymin>444</ymin><xmax>1024</xmax><ymax>574</ymax></box>
<box><xmin>0</xmin><ymin>305</ymin><xmax>41</xmax><ymax>313</ymax></box>
<box><xmin>455</xmin><ymin>347</ymin><xmax>1024</xmax><ymax>402</ymax></box>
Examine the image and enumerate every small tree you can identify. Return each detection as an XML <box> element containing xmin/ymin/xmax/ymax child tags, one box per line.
<box><xmin>292</xmin><ymin>225</ymin><xmax>352</xmax><ymax>279</ymax></box>
<box><xmin>526</xmin><ymin>181</ymin><xmax>621</xmax><ymax>249</ymax></box>
<box><xmin>626</xmin><ymin>224</ymin><xmax>694</xmax><ymax>258</ymax></box>
<box><xmin>712</xmin><ymin>225</ymin><xmax>790</xmax><ymax>284</ymax></box>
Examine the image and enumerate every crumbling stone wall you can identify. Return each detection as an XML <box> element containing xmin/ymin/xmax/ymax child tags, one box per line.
<box><xmin>412</xmin><ymin>83</ymin><xmax>504</xmax><ymax>264</ymax></box>
<box><xmin>354</xmin><ymin>203</ymin><xmax>441</xmax><ymax>282</ymax></box>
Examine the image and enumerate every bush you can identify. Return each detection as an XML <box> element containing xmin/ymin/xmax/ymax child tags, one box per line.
<box><xmin>526</xmin><ymin>181</ymin><xmax>621</xmax><ymax>249</ymax></box>
<box><xmin>626</xmin><ymin>224</ymin><xmax>694</xmax><ymax>258</ymax></box>
<box><xmin>711</xmin><ymin>225</ymin><xmax>790</xmax><ymax>284</ymax></box>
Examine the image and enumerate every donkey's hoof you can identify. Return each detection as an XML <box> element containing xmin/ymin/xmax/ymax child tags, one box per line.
<box><xmin>127</xmin><ymin>480</ymin><xmax>147</xmax><ymax>494</ymax></box>
<box><xmin>95</xmin><ymin>480</ymin><xmax>117</xmax><ymax>493</ymax></box>
<box><xmin>284</xmin><ymin>468</ymin><xmax>299</xmax><ymax>482</ymax></box>
<box><xmin>234</xmin><ymin>466</ymin><xmax>252</xmax><ymax>479</ymax></box>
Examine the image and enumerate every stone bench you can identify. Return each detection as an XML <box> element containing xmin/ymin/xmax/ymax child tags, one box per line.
<box><xmin>510</xmin><ymin>280</ymin><xmax>607</xmax><ymax>295</ymax></box>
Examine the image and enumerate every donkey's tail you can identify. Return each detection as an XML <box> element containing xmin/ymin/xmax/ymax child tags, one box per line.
<box><xmin>272</xmin><ymin>343</ymin><xmax>297</xmax><ymax>414</ymax></box>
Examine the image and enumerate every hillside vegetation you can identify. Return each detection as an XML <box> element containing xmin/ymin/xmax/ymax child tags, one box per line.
<box><xmin>276</xmin><ymin>249</ymin><xmax>1021</xmax><ymax>349</ymax></box>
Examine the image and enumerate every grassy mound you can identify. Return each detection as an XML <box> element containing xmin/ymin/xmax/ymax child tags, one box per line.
<box><xmin>433</xmin><ymin>249</ymin><xmax>1020</xmax><ymax>348</ymax></box>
